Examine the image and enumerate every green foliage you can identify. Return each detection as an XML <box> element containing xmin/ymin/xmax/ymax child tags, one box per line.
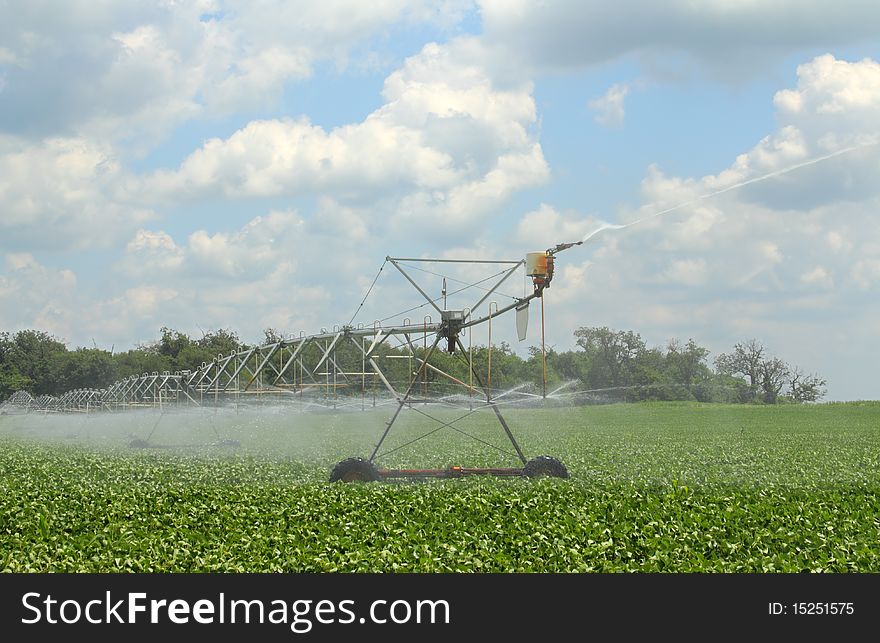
<box><xmin>113</xmin><ymin>349</ymin><xmax>174</xmax><ymax>379</ymax></box>
<box><xmin>788</xmin><ymin>369</ymin><xmax>827</xmax><ymax>403</ymax></box>
<box><xmin>140</xmin><ymin>327</ymin><xmax>244</xmax><ymax>373</ymax></box>
<box><xmin>0</xmin><ymin>362</ymin><xmax>32</xmax><ymax>401</ymax></box>
<box><xmin>263</xmin><ymin>328</ymin><xmax>285</xmax><ymax>345</ymax></box>
<box><xmin>2</xmin><ymin>330</ymin><xmax>67</xmax><ymax>395</ymax></box>
<box><xmin>665</xmin><ymin>338</ymin><xmax>712</xmax><ymax>398</ymax></box>
<box><xmin>574</xmin><ymin>326</ymin><xmax>646</xmax><ymax>389</ymax></box>
<box><xmin>0</xmin><ymin>402</ymin><xmax>877</xmax><ymax>571</ymax></box>
<box><xmin>0</xmin><ymin>326</ymin><xmax>826</xmax><ymax>404</ymax></box>
<box><xmin>196</xmin><ymin>328</ymin><xmax>243</xmax><ymax>357</ymax></box>
<box><xmin>151</xmin><ymin>327</ymin><xmax>192</xmax><ymax>359</ymax></box>
<box><xmin>52</xmin><ymin>348</ymin><xmax>118</xmax><ymax>392</ymax></box>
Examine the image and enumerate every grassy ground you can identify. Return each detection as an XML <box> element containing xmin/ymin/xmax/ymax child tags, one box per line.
<box><xmin>1</xmin><ymin>401</ymin><xmax>878</xmax><ymax>572</ymax></box>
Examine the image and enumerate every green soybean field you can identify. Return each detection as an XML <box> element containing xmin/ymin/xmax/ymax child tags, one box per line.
<box><xmin>1</xmin><ymin>401</ymin><xmax>879</xmax><ymax>572</ymax></box>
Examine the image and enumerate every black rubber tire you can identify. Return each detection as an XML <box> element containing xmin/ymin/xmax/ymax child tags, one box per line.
<box><xmin>330</xmin><ymin>457</ymin><xmax>381</xmax><ymax>483</ymax></box>
<box><xmin>523</xmin><ymin>455</ymin><xmax>569</xmax><ymax>479</ymax></box>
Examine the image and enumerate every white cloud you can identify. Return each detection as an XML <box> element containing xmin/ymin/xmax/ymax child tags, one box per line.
<box><xmin>126</xmin><ymin>229</ymin><xmax>179</xmax><ymax>253</ymax></box>
<box><xmin>588</xmin><ymin>83</ymin><xmax>630</xmax><ymax>127</ymax></box>
<box><xmin>309</xmin><ymin>198</ymin><xmax>370</xmax><ymax>242</ymax></box>
<box><xmin>122</xmin><ymin>230</ymin><xmax>185</xmax><ymax>273</ymax></box>
<box><xmin>660</xmin><ymin>258</ymin><xmax>707</xmax><ymax>287</ymax></box>
<box><xmin>1</xmin><ymin>6</ymin><xmax>543</xmax><ymax>261</ymax></box>
<box><xmin>0</xmin><ymin>253</ymin><xmax>78</xmax><ymax>341</ymax></box>
<box><xmin>142</xmin><ymin>116</ymin><xmax>459</xmax><ymax>199</ymax></box>
<box><xmin>826</xmin><ymin>230</ymin><xmax>851</xmax><ymax>253</ymax></box>
<box><xmin>1</xmin><ymin>27</ymin><xmax>548</xmax><ymax>254</ymax></box>
<box><xmin>1</xmin><ymin>213</ymin><xmax>354</xmax><ymax>347</ymax></box>
<box><xmin>0</xmin><ymin>136</ymin><xmax>156</xmax><ymax>251</ymax></box>
<box><xmin>773</xmin><ymin>55</ymin><xmax>880</xmax><ymax>160</ymax></box>
<box><xmin>0</xmin><ymin>47</ymin><xmax>17</xmax><ymax>65</ymax></box>
<box><xmin>760</xmin><ymin>242</ymin><xmax>784</xmax><ymax>265</ymax></box>
<box><xmin>4</xmin><ymin>253</ymin><xmax>39</xmax><ymax>271</ymax></box>
<box><xmin>850</xmin><ymin>259</ymin><xmax>880</xmax><ymax>290</ymax></box>
<box><xmin>0</xmin><ymin>1</ymin><xmax>473</xmax><ymax>146</ymax></box>
<box><xmin>94</xmin><ymin>210</ymin><xmax>390</xmax><ymax>344</ymax></box>
<box><xmin>138</xmin><ymin>38</ymin><xmax>548</xmax><ymax>236</ymax></box>
<box><xmin>800</xmin><ymin>265</ymin><xmax>833</xmax><ymax>289</ymax></box>
<box><xmin>780</xmin><ymin>54</ymin><xmax>880</xmax><ymax>115</ymax></box>
<box><xmin>124</xmin><ymin>286</ymin><xmax>178</xmax><ymax>316</ymax></box>
<box><xmin>186</xmin><ymin>211</ymin><xmax>304</xmax><ymax>279</ymax></box>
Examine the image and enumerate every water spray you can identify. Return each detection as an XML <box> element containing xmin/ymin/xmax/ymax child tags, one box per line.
<box><xmin>580</xmin><ymin>141</ymin><xmax>878</xmax><ymax>244</ymax></box>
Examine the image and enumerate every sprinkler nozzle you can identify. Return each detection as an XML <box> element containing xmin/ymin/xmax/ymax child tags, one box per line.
<box><xmin>548</xmin><ymin>240</ymin><xmax>583</xmax><ymax>256</ymax></box>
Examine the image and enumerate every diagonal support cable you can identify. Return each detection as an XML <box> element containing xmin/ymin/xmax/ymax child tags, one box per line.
<box><xmin>376</xmin><ymin>404</ymin><xmax>518</xmax><ymax>460</ymax></box>
<box><xmin>388</xmin><ymin>258</ymin><xmax>443</xmax><ymax>315</ymax></box>
<box><xmin>403</xmin><ymin>404</ymin><xmax>518</xmax><ymax>459</ymax></box>
<box><xmin>369</xmin><ymin>333</ymin><xmax>443</xmax><ymax>462</ymax></box>
<box><xmin>347</xmin><ymin>259</ymin><xmax>387</xmax><ymax>326</ymax></box>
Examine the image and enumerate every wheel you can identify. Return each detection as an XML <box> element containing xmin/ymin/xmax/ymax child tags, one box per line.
<box><xmin>523</xmin><ymin>455</ymin><xmax>569</xmax><ymax>479</ymax></box>
<box><xmin>330</xmin><ymin>457</ymin><xmax>381</xmax><ymax>483</ymax></box>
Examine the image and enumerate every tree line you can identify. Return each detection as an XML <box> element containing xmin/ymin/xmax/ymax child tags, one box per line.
<box><xmin>0</xmin><ymin>327</ymin><xmax>241</xmax><ymax>400</ymax></box>
<box><xmin>0</xmin><ymin>326</ymin><xmax>826</xmax><ymax>404</ymax></box>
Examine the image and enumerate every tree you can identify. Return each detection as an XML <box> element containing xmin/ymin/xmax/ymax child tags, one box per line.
<box><xmin>0</xmin><ymin>332</ymin><xmax>11</xmax><ymax>362</ymax></box>
<box><xmin>665</xmin><ymin>338</ymin><xmax>711</xmax><ymax>395</ymax></box>
<box><xmin>465</xmin><ymin>341</ymin><xmax>523</xmax><ymax>392</ymax></box>
<box><xmin>631</xmin><ymin>346</ymin><xmax>668</xmax><ymax>400</ymax></box>
<box><xmin>151</xmin><ymin>327</ymin><xmax>192</xmax><ymax>360</ymax></box>
<box><xmin>574</xmin><ymin>326</ymin><xmax>646</xmax><ymax>390</ymax></box>
<box><xmin>0</xmin><ymin>362</ymin><xmax>32</xmax><ymax>401</ymax></box>
<box><xmin>53</xmin><ymin>348</ymin><xmax>117</xmax><ymax>392</ymax></box>
<box><xmin>1</xmin><ymin>322</ymin><xmax>828</xmax><ymax>408</ymax></box>
<box><xmin>788</xmin><ymin>367</ymin><xmax>827</xmax><ymax>403</ymax></box>
<box><xmin>263</xmin><ymin>328</ymin><xmax>285</xmax><ymax>345</ymax></box>
<box><xmin>759</xmin><ymin>357</ymin><xmax>789</xmax><ymax>404</ymax></box>
<box><xmin>7</xmin><ymin>330</ymin><xmax>68</xmax><ymax>395</ymax></box>
<box><xmin>113</xmin><ymin>348</ymin><xmax>174</xmax><ymax>379</ymax></box>
<box><xmin>715</xmin><ymin>339</ymin><xmax>764</xmax><ymax>399</ymax></box>
<box><xmin>545</xmin><ymin>348</ymin><xmax>589</xmax><ymax>388</ymax></box>
<box><xmin>715</xmin><ymin>340</ymin><xmax>808</xmax><ymax>404</ymax></box>
<box><xmin>197</xmin><ymin>328</ymin><xmax>242</xmax><ymax>356</ymax></box>
<box><xmin>149</xmin><ymin>328</ymin><xmax>248</xmax><ymax>373</ymax></box>
<box><xmin>705</xmin><ymin>373</ymin><xmax>754</xmax><ymax>404</ymax></box>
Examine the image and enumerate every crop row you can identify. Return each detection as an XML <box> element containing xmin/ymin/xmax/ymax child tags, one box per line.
<box><xmin>1</xmin><ymin>459</ymin><xmax>878</xmax><ymax>570</ymax></box>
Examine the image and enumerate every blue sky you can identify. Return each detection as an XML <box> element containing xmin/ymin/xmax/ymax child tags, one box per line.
<box><xmin>1</xmin><ymin>1</ymin><xmax>879</xmax><ymax>400</ymax></box>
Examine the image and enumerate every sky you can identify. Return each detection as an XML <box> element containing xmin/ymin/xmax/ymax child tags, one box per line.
<box><xmin>0</xmin><ymin>1</ymin><xmax>878</xmax><ymax>401</ymax></box>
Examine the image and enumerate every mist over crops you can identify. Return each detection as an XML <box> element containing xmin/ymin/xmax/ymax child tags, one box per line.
<box><xmin>2</xmin><ymin>402</ymin><xmax>879</xmax><ymax>572</ymax></box>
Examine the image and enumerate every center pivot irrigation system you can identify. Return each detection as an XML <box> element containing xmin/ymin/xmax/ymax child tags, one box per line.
<box><xmin>1</xmin><ymin>241</ymin><xmax>585</xmax><ymax>482</ymax></box>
